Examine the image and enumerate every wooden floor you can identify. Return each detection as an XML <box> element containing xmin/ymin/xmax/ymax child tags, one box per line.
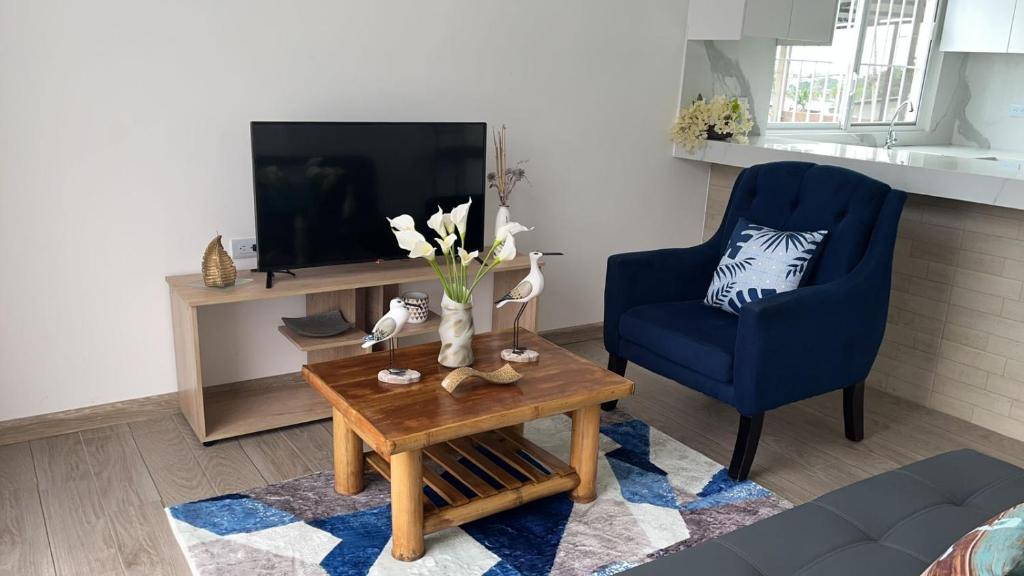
<box><xmin>4</xmin><ymin>332</ymin><xmax>1024</xmax><ymax>576</ymax></box>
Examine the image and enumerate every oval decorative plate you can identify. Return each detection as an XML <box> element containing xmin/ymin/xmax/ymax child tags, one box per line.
<box><xmin>282</xmin><ymin>311</ymin><xmax>352</xmax><ymax>338</ymax></box>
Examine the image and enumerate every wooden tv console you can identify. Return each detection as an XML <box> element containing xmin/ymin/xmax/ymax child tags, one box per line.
<box><xmin>166</xmin><ymin>256</ymin><xmax>535</xmax><ymax>444</ymax></box>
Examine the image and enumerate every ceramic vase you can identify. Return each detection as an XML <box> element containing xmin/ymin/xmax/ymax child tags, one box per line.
<box><xmin>402</xmin><ymin>291</ymin><xmax>430</xmax><ymax>324</ymax></box>
<box><xmin>438</xmin><ymin>294</ymin><xmax>474</xmax><ymax>368</ymax></box>
<box><xmin>495</xmin><ymin>205</ymin><xmax>512</xmax><ymax>235</ymax></box>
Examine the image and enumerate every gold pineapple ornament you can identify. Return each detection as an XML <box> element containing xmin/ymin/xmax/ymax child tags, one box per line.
<box><xmin>202</xmin><ymin>235</ymin><xmax>237</xmax><ymax>288</ymax></box>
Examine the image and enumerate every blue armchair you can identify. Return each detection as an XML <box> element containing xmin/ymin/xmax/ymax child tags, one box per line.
<box><xmin>604</xmin><ymin>161</ymin><xmax>906</xmax><ymax>481</ymax></box>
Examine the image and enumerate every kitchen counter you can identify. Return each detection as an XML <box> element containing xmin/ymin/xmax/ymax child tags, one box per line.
<box><xmin>673</xmin><ymin>136</ymin><xmax>1024</xmax><ymax>209</ymax></box>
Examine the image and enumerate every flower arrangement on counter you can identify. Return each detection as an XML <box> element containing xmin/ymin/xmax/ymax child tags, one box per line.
<box><xmin>672</xmin><ymin>94</ymin><xmax>754</xmax><ymax>152</ymax></box>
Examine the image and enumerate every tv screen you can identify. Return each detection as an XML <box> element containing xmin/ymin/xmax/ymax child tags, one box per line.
<box><xmin>251</xmin><ymin>121</ymin><xmax>486</xmax><ymax>271</ymax></box>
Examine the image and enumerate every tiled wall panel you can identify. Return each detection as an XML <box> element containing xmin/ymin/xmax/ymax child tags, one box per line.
<box><xmin>704</xmin><ymin>164</ymin><xmax>1024</xmax><ymax>441</ymax></box>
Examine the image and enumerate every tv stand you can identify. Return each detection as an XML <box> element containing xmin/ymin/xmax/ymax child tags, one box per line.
<box><xmin>166</xmin><ymin>256</ymin><xmax>536</xmax><ymax>444</ymax></box>
<box><xmin>264</xmin><ymin>269</ymin><xmax>296</xmax><ymax>289</ymax></box>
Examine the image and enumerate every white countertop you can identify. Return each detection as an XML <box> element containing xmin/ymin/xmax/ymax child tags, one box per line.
<box><xmin>673</xmin><ymin>136</ymin><xmax>1024</xmax><ymax>209</ymax></box>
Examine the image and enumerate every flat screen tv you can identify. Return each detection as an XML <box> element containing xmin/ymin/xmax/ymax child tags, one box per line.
<box><xmin>251</xmin><ymin>121</ymin><xmax>486</xmax><ymax>275</ymax></box>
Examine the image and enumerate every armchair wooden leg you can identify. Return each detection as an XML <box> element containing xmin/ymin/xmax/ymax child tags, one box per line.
<box><xmin>602</xmin><ymin>354</ymin><xmax>628</xmax><ymax>411</ymax></box>
<box><xmin>844</xmin><ymin>380</ymin><xmax>865</xmax><ymax>442</ymax></box>
<box><xmin>728</xmin><ymin>413</ymin><xmax>764</xmax><ymax>482</ymax></box>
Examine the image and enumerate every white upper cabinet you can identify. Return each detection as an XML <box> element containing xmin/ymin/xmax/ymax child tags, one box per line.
<box><xmin>687</xmin><ymin>0</ymin><xmax>838</xmax><ymax>44</ymax></box>
<box><xmin>743</xmin><ymin>0</ymin><xmax>794</xmax><ymax>39</ymax></box>
<box><xmin>687</xmin><ymin>0</ymin><xmax>748</xmax><ymax>40</ymax></box>
<box><xmin>787</xmin><ymin>0</ymin><xmax>840</xmax><ymax>43</ymax></box>
<box><xmin>940</xmin><ymin>0</ymin><xmax>1019</xmax><ymax>53</ymax></box>
<box><xmin>1009</xmin><ymin>0</ymin><xmax>1024</xmax><ymax>53</ymax></box>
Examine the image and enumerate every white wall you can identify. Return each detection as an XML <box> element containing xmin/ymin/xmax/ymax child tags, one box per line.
<box><xmin>0</xmin><ymin>0</ymin><xmax>709</xmax><ymax>420</ymax></box>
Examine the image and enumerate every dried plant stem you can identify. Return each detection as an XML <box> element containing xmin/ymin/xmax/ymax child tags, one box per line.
<box><xmin>494</xmin><ymin>125</ymin><xmax>508</xmax><ymax>205</ymax></box>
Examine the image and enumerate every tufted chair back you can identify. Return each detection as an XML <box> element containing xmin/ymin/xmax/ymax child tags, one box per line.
<box><xmin>712</xmin><ymin>162</ymin><xmax>892</xmax><ymax>286</ymax></box>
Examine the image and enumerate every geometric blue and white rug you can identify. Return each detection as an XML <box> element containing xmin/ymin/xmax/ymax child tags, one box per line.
<box><xmin>167</xmin><ymin>410</ymin><xmax>790</xmax><ymax>575</ymax></box>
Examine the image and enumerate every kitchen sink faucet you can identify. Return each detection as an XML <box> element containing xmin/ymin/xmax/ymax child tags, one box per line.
<box><xmin>884</xmin><ymin>100</ymin><xmax>915</xmax><ymax>149</ymax></box>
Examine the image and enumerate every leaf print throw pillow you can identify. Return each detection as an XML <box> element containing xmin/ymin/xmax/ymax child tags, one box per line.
<box><xmin>704</xmin><ymin>218</ymin><xmax>828</xmax><ymax>315</ymax></box>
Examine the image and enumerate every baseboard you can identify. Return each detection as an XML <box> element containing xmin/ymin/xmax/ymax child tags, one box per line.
<box><xmin>0</xmin><ymin>393</ymin><xmax>180</xmax><ymax>446</ymax></box>
<box><xmin>540</xmin><ymin>322</ymin><xmax>603</xmax><ymax>346</ymax></box>
<box><xmin>0</xmin><ymin>322</ymin><xmax>605</xmax><ymax>446</ymax></box>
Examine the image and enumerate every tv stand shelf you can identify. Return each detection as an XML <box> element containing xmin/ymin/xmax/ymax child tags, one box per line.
<box><xmin>167</xmin><ymin>256</ymin><xmax>535</xmax><ymax>444</ymax></box>
<box><xmin>277</xmin><ymin>325</ymin><xmax>369</xmax><ymax>353</ymax></box>
<box><xmin>276</xmin><ymin>310</ymin><xmax>441</xmax><ymax>353</ymax></box>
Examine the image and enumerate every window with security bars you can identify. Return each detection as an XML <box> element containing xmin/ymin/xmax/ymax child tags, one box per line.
<box><xmin>769</xmin><ymin>0</ymin><xmax>941</xmax><ymax>128</ymax></box>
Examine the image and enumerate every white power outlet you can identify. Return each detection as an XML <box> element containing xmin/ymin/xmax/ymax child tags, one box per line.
<box><xmin>230</xmin><ymin>237</ymin><xmax>258</xmax><ymax>260</ymax></box>
<box><xmin>1010</xmin><ymin>103</ymin><xmax>1024</xmax><ymax>118</ymax></box>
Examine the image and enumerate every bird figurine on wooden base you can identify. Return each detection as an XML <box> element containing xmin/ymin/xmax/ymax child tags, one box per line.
<box><xmin>496</xmin><ymin>250</ymin><xmax>562</xmax><ymax>362</ymax></box>
<box><xmin>362</xmin><ymin>298</ymin><xmax>426</xmax><ymax>384</ymax></box>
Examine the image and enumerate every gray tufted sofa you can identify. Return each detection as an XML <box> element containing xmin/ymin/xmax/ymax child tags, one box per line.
<box><xmin>627</xmin><ymin>449</ymin><xmax>1024</xmax><ymax>575</ymax></box>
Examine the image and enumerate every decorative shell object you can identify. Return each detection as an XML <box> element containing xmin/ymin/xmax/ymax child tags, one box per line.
<box><xmin>202</xmin><ymin>235</ymin><xmax>237</xmax><ymax>288</ymax></box>
<box><xmin>441</xmin><ymin>363</ymin><xmax>522</xmax><ymax>394</ymax></box>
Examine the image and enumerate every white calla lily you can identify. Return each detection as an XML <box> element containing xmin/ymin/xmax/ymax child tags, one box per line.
<box><xmin>386</xmin><ymin>206</ymin><xmax>531</xmax><ymax>305</ymax></box>
<box><xmin>408</xmin><ymin>240</ymin><xmax>436</xmax><ymax>260</ymax></box>
<box><xmin>458</xmin><ymin>247</ymin><xmax>479</xmax><ymax>266</ymax></box>
<box><xmin>387</xmin><ymin>214</ymin><xmax>416</xmax><ymax>231</ymax></box>
<box><xmin>435</xmin><ymin>234</ymin><xmax>458</xmax><ymax>254</ymax></box>
<box><xmin>394</xmin><ymin>229</ymin><xmax>427</xmax><ymax>252</ymax></box>
<box><xmin>427</xmin><ymin>207</ymin><xmax>447</xmax><ymax>237</ymax></box>
<box><xmin>494</xmin><ymin>234</ymin><xmax>517</xmax><ymax>262</ymax></box>
<box><xmin>494</xmin><ymin>221</ymin><xmax>533</xmax><ymax>244</ymax></box>
<box><xmin>450</xmin><ymin>198</ymin><xmax>472</xmax><ymax>238</ymax></box>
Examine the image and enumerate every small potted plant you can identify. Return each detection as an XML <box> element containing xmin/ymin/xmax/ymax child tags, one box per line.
<box><xmin>387</xmin><ymin>200</ymin><xmax>531</xmax><ymax>367</ymax></box>
<box><xmin>672</xmin><ymin>94</ymin><xmax>754</xmax><ymax>152</ymax></box>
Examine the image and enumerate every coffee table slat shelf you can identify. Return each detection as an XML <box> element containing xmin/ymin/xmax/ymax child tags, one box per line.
<box><xmin>366</xmin><ymin>452</ymin><xmax>440</xmax><ymax>513</ymax></box>
<box><xmin>424</xmin><ymin>444</ymin><xmax>500</xmax><ymax>498</ymax></box>
<box><xmin>365</xmin><ymin>429</ymin><xmax>579</xmax><ymax>530</ymax></box>
<box><xmin>448</xmin><ymin>437</ymin><xmax>524</xmax><ymax>490</ymax></box>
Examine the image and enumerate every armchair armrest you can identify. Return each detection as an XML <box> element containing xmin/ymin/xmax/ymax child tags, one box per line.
<box><xmin>604</xmin><ymin>244</ymin><xmax>720</xmax><ymax>355</ymax></box>
<box><xmin>731</xmin><ymin>191</ymin><xmax>906</xmax><ymax>415</ymax></box>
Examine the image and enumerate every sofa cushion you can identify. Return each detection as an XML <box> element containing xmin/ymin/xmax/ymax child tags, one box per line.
<box><xmin>619</xmin><ymin>300</ymin><xmax>737</xmax><ymax>382</ymax></box>
<box><xmin>625</xmin><ymin>450</ymin><xmax>1024</xmax><ymax>576</ymax></box>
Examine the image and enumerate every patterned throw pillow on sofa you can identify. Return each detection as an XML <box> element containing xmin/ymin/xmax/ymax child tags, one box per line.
<box><xmin>704</xmin><ymin>218</ymin><xmax>828</xmax><ymax>315</ymax></box>
<box><xmin>921</xmin><ymin>501</ymin><xmax>1024</xmax><ymax>576</ymax></box>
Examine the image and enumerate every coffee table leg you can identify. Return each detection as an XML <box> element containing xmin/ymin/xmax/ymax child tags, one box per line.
<box><xmin>569</xmin><ymin>404</ymin><xmax>601</xmax><ymax>503</ymax></box>
<box><xmin>391</xmin><ymin>450</ymin><xmax>425</xmax><ymax>561</ymax></box>
<box><xmin>333</xmin><ymin>408</ymin><xmax>364</xmax><ymax>495</ymax></box>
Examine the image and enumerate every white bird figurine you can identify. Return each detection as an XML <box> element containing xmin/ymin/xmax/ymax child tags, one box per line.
<box><xmin>496</xmin><ymin>251</ymin><xmax>561</xmax><ymax>308</ymax></box>
<box><xmin>363</xmin><ymin>298</ymin><xmax>425</xmax><ymax>383</ymax></box>
<box><xmin>496</xmin><ymin>251</ymin><xmax>562</xmax><ymax>362</ymax></box>
<box><xmin>362</xmin><ymin>298</ymin><xmax>412</xmax><ymax>349</ymax></box>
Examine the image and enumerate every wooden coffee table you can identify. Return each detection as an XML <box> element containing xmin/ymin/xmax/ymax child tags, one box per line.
<box><xmin>302</xmin><ymin>330</ymin><xmax>634</xmax><ymax>561</ymax></box>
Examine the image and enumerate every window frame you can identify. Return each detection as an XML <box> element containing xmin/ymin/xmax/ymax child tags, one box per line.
<box><xmin>767</xmin><ymin>0</ymin><xmax>945</xmax><ymax>134</ymax></box>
